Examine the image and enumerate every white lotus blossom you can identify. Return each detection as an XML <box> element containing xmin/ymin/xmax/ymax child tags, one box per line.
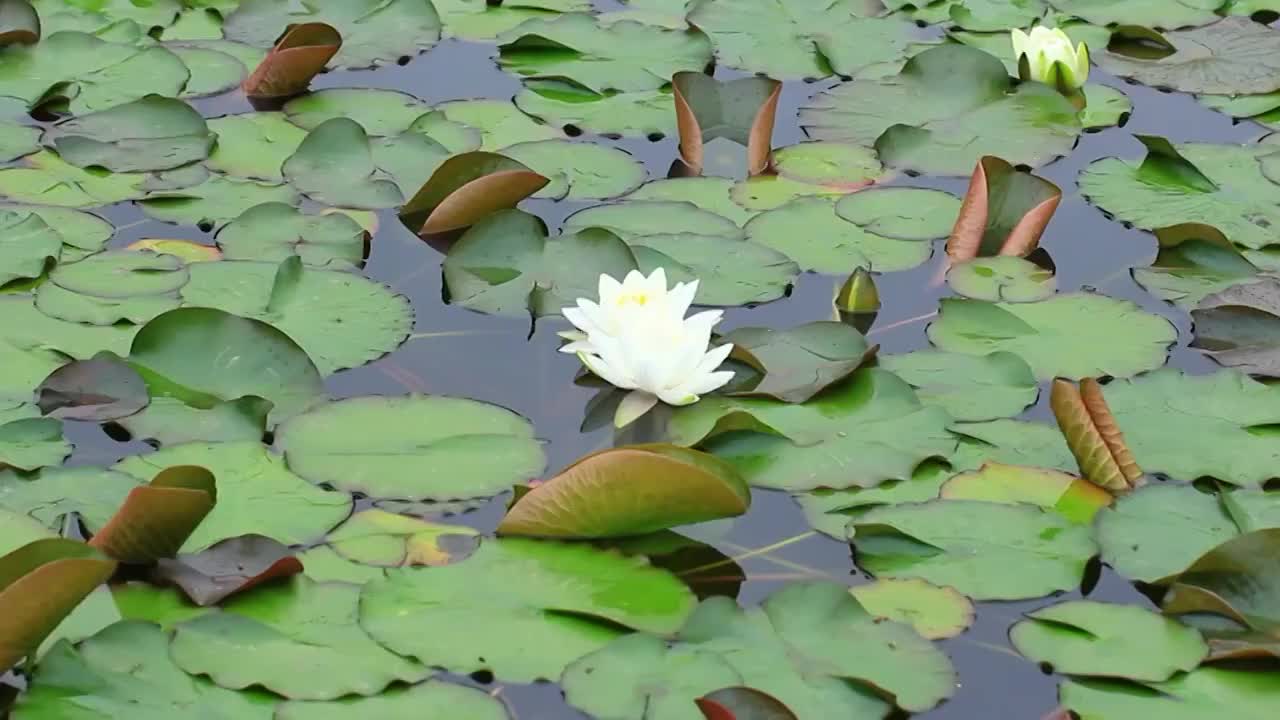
<box><xmin>560</xmin><ymin>269</ymin><xmax>735</xmax><ymax>428</ymax></box>
<box><xmin>1011</xmin><ymin>26</ymin><xmax>1089</xmax><ymax>91</ymax></box>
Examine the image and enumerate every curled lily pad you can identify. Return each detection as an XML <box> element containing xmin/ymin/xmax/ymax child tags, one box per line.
<box><xmin>672</xmin><ymin>72</ymin><xmax>780</xmax><ymax>176</ymax></box>
<box><xmin>0</xmin><ymin>0</ymin><xmax>39</xmax><ymax>46</ymax></box>
<box><xmin>723</xmin><ymin>321</ymin><xmax>876</xmax><ymax>403</ymax></box>
<box><xmin>1051</xmin><ymin>378</ymin><xmax>1144</xmax><ymax>493</ymax></box>
<box><xmin>127</xmin><ymin>239</ymin><xmax>221</xmax><ymax>263</ymax></box>
<box><xmin>941</xmin><ymin>462</ymin><xmax>1112</xmax><ymax>524</ymax></box>
<box><xmin>36</xmin><ymin>351</ymin><xmax>148</xmax><ymax>422</ymax></box>
<box><xmin>242</xmin><ymin>22</ymin><xmax>341</xmax><ymax>98</ymax></box>
<box><xmin>41</xmin><ymin>95</ymin><xmax>213</xmax><ymax>173</ymax></box>
<box><xmin>1133</xmin><ymin>223</ymin><xmax>1261</xmax><ymax>308</ymax></box>
<box><xmin>225</xmin><ymin>0</ymin><xmax>440</xmax><ymax>69</ymax></box>
<box><xmin>1191</xmin><ymin>276</ymin><xmax>1280</xmax><ymax>377</ymax></box>
<box><xmin>1099</xmin><ymin>18</ymin><xmax>1280</xmax><ymax>95</ymax></box>
<box><xmin>399</xmin><ymin>151</ymin><xmax>549</xmax><ymax>235</ymax></box>
<box><xmin>498</xmin><ymin>444</ymin><xmax>749</xmax><ymax>539</ymax></box>
<box><xmin>154</xmin><ymin>534</ymin><xmax>303</xmax><ymax>607</ymax></box>
<box><xmin>947</xmin><ymin>155</ymin><xmax>1062</xmax><ymax>262</ymax></box>
<box><xmin>89</xmin><ymin>465</ymin><xmax>216</xmax><ymax>564</ymax></box>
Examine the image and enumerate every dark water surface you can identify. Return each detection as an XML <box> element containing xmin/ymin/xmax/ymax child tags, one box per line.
<box><xmin>45</xmin><ymin>7</ymin><xmax>1271</xmax><ymax>718</ymax></box>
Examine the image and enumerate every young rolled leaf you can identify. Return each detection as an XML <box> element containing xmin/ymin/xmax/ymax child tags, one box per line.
<box><xmin>696</xmin><ymin>687</ymin><xmax>798</xmax><ymax>720</ymax></box>
<box><xmin>154</xmin><ymin>534</ymin><xmax>302</xmax><ymax>607</ymax></box>
<box><xmin>89</xmin><ymin>466</ymin><xmax>217</xmax><ymax>564</ymax></box>
<box><xmin>947</xmin><ymin>155</ymin><xmax>1062</xmax><ymax>261</ymax></box>
<box><xmin>673</xmin><ymin>71</ymin><xmax>782</xmax><ymax>176</ymax></box>
<box><xmin>36</xmin><ymin>351</ymin><xmax>150</xmax><ymax>422</ymax></box>
<box><xmin>0</xmin><ymin>539</ymin><xmax>117</xmax><ymax>673</ymax></box>
<box><xmin>398</xmin><ymin>151</ymin><xmax>549</xmax><ymax>236</ymax></box>
<box><xmin>0</xmin><ymin>0</ymin><xmax>38</xmax><ymax>46</ymax></box>
<box><xmin>1134</xmin><ymin>135</ymin><xmax>1218</xmax><ymax>193</ymax></box>
<box><xmin>242</xmin><ymin>23</ymin><xmax>342</xmax><ymax>99</ymax></box>
<box><xmin>497</xmin><ymin>444</ymin><xmax>751</xmax><ymax>539</ymax></box>
<box><xmin>1050</xmin><ymin>378</ymin><xmax>1144</xmax><ymax>493</ymax></box>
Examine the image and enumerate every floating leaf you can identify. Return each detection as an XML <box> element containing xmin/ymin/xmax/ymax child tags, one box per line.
<box><xmin>851</xmin><ymin>578</ymin><xmax>975</xmax><ymax>640</ymax></box>
<box><xmin>1191</xmin><ymin>276</ymin><xmax>1280</xmax><ymax>377</ymax></box>
<box><xmin>114</xmin><ymin>395</ymin><xmax>271</xmax><ymax>447</ymax></box>
<box><xmin>323</xmin><ymin>509</ymin><xmax>479</xmax><ymax>568</ymax></box>
<box><xmin>36</xmin><ymin>351</ymin><xmax>147</xmax><ymax>422</ymax></box>
<box><xmin>672</xmin><ymin>72</ymin><xmax>780</xmax><ymax>176</ymax></box>
<box><xmin>0</xmin><ymin>538</ymin><xmax>116</xmax><ymax>673</ymax></box>
<box><xmin>1060</xmin><ymin>666</ymin><xmax>1280</xmax><ymax>720</ymax></box>
<box><xmin>205</xmin><ymin>113</ymin><xmax>307</xmax><ymax>182</ymax></box>
<box><xmin>497</xmin><ymin>14</ymin><xmax>712</xmax><ymax>93</ymax></box>
<box><xmin>941</xmin><ymin>462</ymin><xmax>1112</xmax><ymax>524</ymax></box>
<box><xmin>0</xmin><ymin>418</ymin><xmax>69</xmax><ymax>471</ymax></box>
<box><xmin>154</xmin><ymin>534</ymin><xmax>303</xmax><ymax>606</ymax></box>
<box><xmin>801</xmin><ymin>44</ymin><xmax>1080</xmax><ymax>175</ymax></box>
<box><xmin>1051</xmin><ymin>378</ymin><xmax>1143</xmax><ymax>493</ymax></box>
<box><xmin>625</xmin><ymin>177</ymin><xmax>757</xmax><ymax>227</ymax></box>
<box><xmin>927</xmin><ymin>294</ymin><xmax>1177</xmax><ymax>380</ymax></box>
<box><xmin>436</xmin><ymin>0</ymin><xmax>592</xmax><ymax>40</ymax></box>
<box><xmin>0</xmin><ymin>0</ymin><xmax>39</xmax><ymax>46</ymax></box>
<box><xmin>564</xmin><ymin>582</ymin><xmax>954</xmax><ymax>718</ymax></box>
<box><xmin>141</xmin><ymin>174</ymin><xmax>300</xmax><ymax>230</ymax></box>
<box><xmin>697</xmin><ymin>687</ymin><xmax>798</xmax><ymax>720</ymax></box>
<box><xmin>1099</xmin><ymin>18</ymin><xmax>1280</xmax><ymax>95</ymax></box>
<box><xmin>1133</xmin><ymin>223</ymin><xmax>1260</xmax><ymax>308</ymax></box>
<box><xmin>127</xmin><ymin>239</ymin><xmax>222</xmax><ymax>263</ymax></box>
<box><xmin>565</xmin><ymin>198</ymin><xmax>741</xmax><ymax>240</ymax></box>
<box><xmin>224</xmin><ymin>0</ymin><xmax>440</xmax><ymax>69</ymax></box>
<box><xmin>41</xmin><ymin>95</ymin><xmax>212</xmax><ymax>173</ymax></box>
<box><xmin>216</xmin><ymin>202</ymin><xmax>368</xmax><ymax>269</ymax></box>
<box><xmin>242</xmin><ymin>22</ymin><xmax>341</xmax><ymax>98</ymax></box>
<box><xmin>947</xmin><ymin>155</ymin><xmax>1061</xmax><ymax>261</ymax></box>
<box><xmin>88</xmin><ymin>465</ymin><xmax>216</xmax><ymax>564</ymax></box>
<box><xmin>283</xmin><ymin>118</ymin><xmax>403</xmax><ymax>209</ymax></box>
<box><xmin>0</xmin><ymin>151</ymin><xmax>149</xmax><ymax>207</ymax></box>
<box><xmin>514</xmin><ymin>81</ymin><xmax>675</xmax><ymax>138</ymax></box>
<box><xmin>947</xmin><ymin>256</ymin><xmax>1057</xmax><ymax>302</ymax></box>
<box><xmin>503</xmin><ymin>139</ymin><xmax>647</xmax><ymax>200</ymax></box>
<box><xmin>276</xmin><ymin>680</ymin><xmax>512</xmax><ymax>720</ymax></box>
<box><xmin>1048</xmin><ymin>0</ymin><xmax>1222</xmax><ymax>28</ymax></box>
<box><xmin>0</xmin><ymin>209</ymin><xmax>59</xmax><ymax>287</ymax></box>
<box><xmin>35</xmin><ymin>250</ymin><xmax>188</xmax><ymax>326</ymax></box>
<box><xmin>278</xmin><ymin>395</ymin><xmax>544</xmax><ymax>501</ymax></box>
<box><xmin>795</xmin><ymin>461</ymin><xmax>954</xmax><ymax>539</ymax></box>
<box><xmin>882</xmin><ymin>350</ymin><xmax>1038</xmax><ymax>422</ymax></box>
<box><xmin>399</xmin><ymin>151</ymin><xmax>548</xmax><ymax>235</ymax></box>
<box><xmin>0</xmin><ymin>466</ymin><xmax>140</xmax><ymax>532</ymax></box>
<box><xmin>723</xmin><ymin>321</ymin><xmax>875</xmax><ymax>403</ymax></box>
<box><xmin>1011</xmin><ymin>601</ymin><xmax>1208</xmax><ymax>681</ymax></box>
<box><xmin>850</xmin><ymin>499</ymin><xmax>1098</xmax><ymax>600</ymax></box>
<box><xmin>498</xmin><ymin>444</ymin><xmax>749</xmax><ymax>539</ymax></box>
<box><xmin>436</xmin><ymin>98</ymin><xmax>559</xmax><ymax>150</ymax></box>
<box><xmin>358</xmin><ymin>537</ymin><xmax>696</xmax><ymax>682</ymax></box>
<box><xmin>0</xmin><ymin>120</ymin><xmax>38</xmax><ymax>163</ymax></box>
<box><xmin>626</xmin><ymin>231</ymin><xmax>798</xmax><ymax>307</ymax></box>
<box><xmin>950</xmin><ymin>419</ymin><xmax>1079</xmax><ymax>473</ymax></box>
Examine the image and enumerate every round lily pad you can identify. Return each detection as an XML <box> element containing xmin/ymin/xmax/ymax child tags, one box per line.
<box><xmin>514</xmin><ymin>82</ymin><xmax>676</xmax><ymax>138</ymax></box>
<box><xmin>224</xmin><ymin>0</ymin><xmax>441</xmax><ymax>69</ymax></box>
<box><xmin>949</xmin><ymin>419</ymin><xmax>1079</xmax><ymax>473</ymax></box>
<box><xmin>113</xmin><ymin>442</ymin><xmax>352</xmax><ymax>554</ymax></box>
<box><xmin>205</xmin><ymin>113</ymin><xmax>308</xmax><ymax>183</ymax></box>
<box><xmin>358</xmin><ymin>537</ymin><xmax>696</xmax><ymax>682</ymax></box>
<box><xmin>282</xmin><ymin>118</ymin><xmax>404</xmax><ymax>209</ymax></box>
<box><xmin>276</xmin><ymin>680</ymin><xmax>511</xmax><ymax>720</ymax></box>
<box><xmin>1048</xmin><ymin>0</ymin><xmax>1222</xmax><ymax>28</ymax></box>
<box><xmin>926</xmin><ymin>294</ymin><xmax>1177</xmax><ymax>380</ymax></box>
<box><xmin>564</xmin><ymin>199</ymin><xmax>741</xmax><ymax>240</ymax></box>
<box><xmin>435</xmin><ymin>0</ymin><xmax>591</xmax><ymax>39</ymax></box>
<box><xmin>946</xmin><ymin>256</ymin><xmax>1057</xmax><ymax>302</ymax></box>
<box><xmin>141</xmin><ymin>175</ymin><xmax>301</xmax><ymax>230</ymax></box>
<box><xmin>276</xmin><ymin>395</ymin><xmax>545</xmax><ymax>501</ymax></box>
<box><xmin>283</xmin><ymin>88</ymin><xmax>431</xmax><ymax>136</ymax></box>
<box><xmin>0</xmin><ymin>121</ymin><xmax>39</xmax><ymax>163</ymax></box>
<box><xmin>170</xmin><ymin>44</ymin><xmax>254</xmax><ymax>99</ymax></box>
<box><xmin>0</xmin><ymin>417</ymin><xmax>70</xmax><ymax>471</ymax></box>
<box><xmin>216</xmin><ymin>203</ymin><xmax>368</xmax><ymax>269</ymax></box>
<box><xmin>626</xmin><ymin>232</ymin><xmax>799</xmax><ymax>306</ymax></box>
<box><xmin>851</xmin><ymin>578</ymin><xmax>976</xmax><ymax>640</ymax></box>
<box><xmin>436</xmin><ymin>99</ymin><xmax>561</xmax><ymax>150</ymax></box>
<box><xmin>626</xmin><ymin>177</ymin><xmax>757</xmax><ymax>226</ymax></box>
<box><xmin>0</xmin><ymin>204</ymin><xmax>114</xmax><ymax>262</ymax></box>
<box><xmin>1099</xmin><ymin>17</ymin><xmax>1280</xmax><ymax>95</ymax></box>
<box><xmin>835</xmin><ymin>187</ymin><xmax>962</xmax><ymax>241</ymax></box>
<box><xmin>879</xmin><ymin>350</ymin><xmax>1039</xmax><ymax>422</ymax></box>
<box><xmin>0</xmin><ymin>294</ymin><xmax>137</xmax><ymax>404</ymax></box>
<box><xmin>940</xmin><ymin>463</ymin><xmax>1112</xmax><ymax>525</ymax></box>
<box><xmin>35</xmin><ymin>250</ymin><xmax>188</xmax><ymax>325</ymax></box>
<box><xmin>0</xmin><ymin>151</ymin><xmax>149</xmax><ymax>208</ymax></box>
<box><xmin>42</xmin><ymin>94</ymin><xmax>213</xmax><ymax>173</ymax></box>
<box><xmin>773</xmin><ymin>141</ymin><xmax>884</xmax><ymax>187</ymax></box>
<box><xmin>0</xmin><ymin>210</ymin><xmax>61</xmax><ymax>288</ymax></box>
<box><xmin>795</xmin><ymin>461</ymin><xmax>954</xmax><ymax>539</ymax></box>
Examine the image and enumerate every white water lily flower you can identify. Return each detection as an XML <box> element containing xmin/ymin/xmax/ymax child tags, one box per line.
<box><xmin>1011</xmin><ymin>26</ymin><xmax>1089</xmax><ymax>91</ymax></box>
<box><xmin>560</xmin><ymin>269</ymin><xmax>735</xmax><ymax>428</ymax></box>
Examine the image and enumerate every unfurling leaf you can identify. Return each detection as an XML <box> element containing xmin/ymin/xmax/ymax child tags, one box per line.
<box><xmin>398</xmin><ymin>151</ymin><xmax>549</xmax><ymax>236</ymax></box>
<box><xmin>243</xmin><ymin>23</ymin><xmax>342</xmax><ymax>99</ymax></box>
<box><xmin>0</xmin><ymin>539</ymin><xmax>116</xmax><ymax>672</ymax></box>
<box><xmin>673</xmin><ymin>72</ymin><xmax>781</xmax><ymax>176</ymax></box>
<box><xmin>947</xmin><ymin>155</ymin><xmax>1062</xmax><ymax>261</ymax></box>
<box><xmin>0</xmin><ymin>0</ymin><xmax>39</xmax><ymax>46</ymax></box>
<box><xmin>1050</xmin><ymin>378</ymin><xmax>1143</xmax><ymax>493</ymax></box>
<box><xmin>497</xmin><ymin>444</ymin><xmax>750</xmax><ymax>539</ymax></box>
<box><xmin>696</xmin><ymin>687</ymin><xmax>799</xmax><ymax>720</ymax></box>
<box><xmin>89</xmin><ymin>466</ymin><xmax>217</xmax><ymax>564</ymax></box>
<box><xmin>154</xmin><ymin>534</ymin><xmax>303</xmax><ymax>606</ymax></box>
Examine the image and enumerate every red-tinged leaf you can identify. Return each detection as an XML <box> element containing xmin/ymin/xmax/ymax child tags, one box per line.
<box><xmin>1050</xmin><ymin>378</ymin><xmax>1143</xmax><ymax>493</ymax></box>
<box><xmin>0</xmin><ymin>538</ymin><xmax>116</xmax><ymax>672</ymax></box>
<box><xmin>673</xmin><ymin>72</ymin><xmax>781</xmax><ymax>176</ymax></box>
<box><xmin>696</xmin><ymin>687</ymin><xmax>799</xmax><ymax>720</ymax></box>
<box><xmin>0</xmin><ymin>0</ymin><xmax>39</xmax><ymax>46</ymax></box>
<box><xmin>36</xmin><ymin>351</ymin><xmax>149</xmax><ymax>422</ymax></box>
<box><xmin>242</xmin><ymin>23</ymin><xmax>342</xmax><ymax>99</ymax></box>
<box><xmin>947</xmin><ymin>156</ymin><xmax>1061</xmax><ymax>261</ymax></box>
<box><xmin>154</xmin><ymin>534</ymin><xmax>303</xmax><ymax>607</ymax></box>
<box><xmin>398</xmin><ymin>151</ymin><xmax>548</xmax><ymax>236</ymax></box>
<box><xmin>89</xmin><ymin>465</ymin><xmax>217</xmax><ymax>564</ymax></box>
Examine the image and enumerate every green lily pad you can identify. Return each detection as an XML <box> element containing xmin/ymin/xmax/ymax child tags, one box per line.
<box><xmin>0</xmin><ymin>417</ymin><xmax>69</xmax><ymax>471</ymax></box>
<box><xmin>837</xmin><ymin>189</ymin><xmax>965</xmax><ymax>244</ymax></box>
<box><xmin>205</xmin><ymin>113</ymin><xmax>307</xmax><ymax>183</ymax></box>
<box><xmin>0</xmin><ymin>466</ymin><xmax>140</xmax><ymax>536</ymax></box>
<box><xmin>437</xmin><ymin>98</ymin><xmax>561</xmax><ymax>150</ymax></box>
<box><xmin>503</xmin><ymin>139</ymin><xmax>646</xmax><ymax>200</ymax></box>
<box><xmin>216</xmin><ymin>202</ymin><xmax>368</xmax><ymax>270</ymax></box>
<box><xmin>1132</xmin><ymin>223</ymin><xmax>1262</xmax><ymax>308</ymax></box>
<box><xmin>949</xmin><ymin>419</ymin><xmax>1079</xmax><ymax>473</ymax></box>
<box><xmin>497</xmin><ymin>14</ymin><xmax>712</xmax><ymax>93</ymax></box>
<box><xmin>0</xmin><ymin>121</ymin><xmax>37</xmax><ymax>162</ymax></box>
<box><xmin>1080</xmin><ymin>141</ymin><xmax>1280</xmax><ymax>251</ymax></box>
<box><xmin>141</xmin><ymin>174</ymin><xmax>300</xmax><ymax>230</ymax></box>
<box><xmin>1047</xmin><ymin>0</ymin><xmax>1223</xmax><ymax>28</ymax></box>
<box><xmin>0</xmin><ymin>150</ymin><xmax>148</xmax><ymax>207</ymax></box>
<box><xmin>282</xmin><ymin>118</ymin><xmax>403</xmax><ymax>209</ymax></box>
<box><xmin>277</xmin><ymin>395</ymin><xmax>545</xmax><ymax>501</ymax></box>
<box><xmin>564</xmin><ymin>199</ymin><xmax>741</xmax><ymax>240</ymax></box>
<box><xmin>773</xmin><ymin>141</ymin><xmax>884</xmax><ymax>187</ymax></box>
<box><xmin>1011</xmin><ymin>601</ymin><xmax>1208</xmax><ymax>681</ymax></box>
<box><xmin>42</xmin><ymin>94</ymin><xmax>212</xmax><ymax>173</ymax></box>
<box><xmin>35</xmin><ymin>250</ymin><xmax>188</xmax><ymax>325</ymax></box>
<box><xmin>926</xmin><ymin>294</ymin><xmax>1177</xmax><ymax>380</ymax></box>
<box><xmin>0</xmin><ymin>30</ymin><xmax>188</xmax><ymax>114</ymax></box>
<box><xmin>947</xmin><ymin>257</ymin><xmax>1057</xmax><ymax>302</ymax></box>
<box><xmin>1191</xmin><ymin>276</ymin><xmax>1280</xmax><ymax>377</ymax></box>
<box><xmin>1095</xmin><ymin>483</ymin><xmax>1280</xmax><ymax>583</ymax></box>
<box><xmin>171</xmin><ymin>43</ymin><xmax>259</xmax><ymax>98</ymax></box>
<box><xmin>626</xmin><ymin>177</ymin><xmax>757</xmax><ymax>226</ymax></box>
<box><xmin>0</xmin><ymin>295</ymin><xmax>136</xmax><ymax>404</ymax></box>
<box><xmin>436</xmin><ymin>0</ymin><xmax>591</xmax><ymax>40</ymax></box>
<box><xmin>688</xmin><ymin>0</ymin><xmax>919</xmax><ymax>79</ymax></box>
<box><xmin>514</xmin><ymin>81</ymin><xmax>675</xmax><ymax>138</ymax></box>
<box><xmin>850</xmin><ymin>499</ymin><xmax>1099</xmax><ymax>600</ymax></box>
<box><xmin>723</xmin><ymin>321</ymin><xmax>875</xmax><ymax>403</ymax></box>
<box><xmin>565</xmin><ymin>581</ymin><xmax>954</xmax><ymax>718</ymax></box>
<box><xmin>114</xmin><ymin>395</ymin><xmax>271</xmax><ymax>447</ymax></box>
<box><xmin>1102</xmin><ymin>369</ymin><xmax>1280</xmax><ymax>487</ymax></box>
<box><xmin>1</xmin><ymin>205</ymin><xmax>112</xmax><ymax>262</ymax></box>
<box><xmin>358</xmin><ymin>537</ymin><xmax>696</xmax><ymax>682</ymax></box>
<box><xmin>114</xmin><ymin>442</ymin><xmax>352</xmax><ymax>554</ymax></box>
<box><xmin>940</xmin><ymin>462</ymin><xmax>1112</xmax><ymax>524</ymax></box>
<box><xmin>129</xmin><ymin>306</ymin><xmax>324</xmax><ymax>423</ymax></box>
<box><xmin>0</xmin><ymin>209</ymin><xmax>59</xmax><ymax>288</ymax></box>
<box><xmin>11</xmin><ymin>621</ymin><xmax>277</xmax><ymax>720</ymax></box>
<box><xmin>224</xmin><ymin>0</ymin><xmax>441</xmax><ymax>69</ymax></box>
<box><xmin>795</xmin><ymin>461</ymin><xmax>954</xmax><ymax>539</ymax></box>
<box><xmin>850</xmin><ymin>578</ymin><xmax>976</xmax><ymax>640</ymax></box>
<box><xmin>322</xmin><ymin>509</ymin><xmax>479</xmax><ymax>569</ymax></box>
<box><xmin>180</xmin><ymin>260</ymin><xmax>412</xmax><ymax>374</ymax></box>
<box><xmin>1060</xmin><ymin>666</ymin><xmax>1280</xmax><ymax>720</ymax></box>
<box><xmin>669</xmin><ymin>368</ymin><xmax>957</xmax><ymax>491</ymax></box>
<box><xmin>743</xmin><ymin>195</ymin><xmax>939</xmax><ymax>274</ymax></box>
<box><xmin>282</xmin><ymin>88</ymin><xmax>432</xmax><ymax>136</ymax></box>
<box><xmin>369</xmin><ymin>131</ymin><xmax>453</xmax><ymax>200</ymax></box>
<box><xmin>1099</xmin><ymin>18</ymin><xmax>1280</xmax><ymax>95</ymax></box>
<box><xmin>443</xmin><ymin>209</ymin><xmax>639</xmax><ymax>318</ymax></box>
<box><xmin>626</xmin><ymin>232</ymin><xmax>798</xmax><ymax>307</ymax></box>
<box><xmin>1079</xmin><ymin>83</ymin><xmax>1135</xmax><ymax>129</ymax></box>
<box><xmin>171</xmin><ymin>577</ymin><xmax>427</xmax><ymax>700</ymax></box>
<box><xmin>801</xmin><ymin>44</ymin><xmax>1081</xmax><ymax>175</ymax></box>
<box><xmin>879</xmin><ymin>350</ymin><xmax>1038</xmax><ymax>422</ymax></box>
<box><xmin>276</xmin><ymin>680</ymin><xmax>511</xmax><ymax>720</ymax></box>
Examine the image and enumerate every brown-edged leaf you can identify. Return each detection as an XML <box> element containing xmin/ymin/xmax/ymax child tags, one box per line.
<box><xmin>154</xmin><ymin>534</ymin><xmax>302</xmax><ymax>606</ymax></box>
<box><xmin>242</xmin><ymin>23</ymin><xmax>342</xmax><ymax>99</ymax></box>
<box><xmin>673</xmin><ymin>72</ymin><xmax>781</xmax><ymax>176</ymax></box>
<box><xmin>1050</xmin><ymin>378</ymin><xmax>1143</xmax><ymax>493</ymax></box>
<box><xmin>497</xmin><ymin>444</ymin><xmax>750</xmax><ymax>539</ymax></box>
<box><xmin>398</xmin><ymin>151</ymin><xmax>548</xmax><ymax>236</ymax></box>
<box><xmin>0</xmin><ymin>0</ymin><xmax>39</xmax><ymax>46</ymax></box>
<box><xmin>941</xmin><ymin>462</ymin><xmax>1113</xmax><ymax>524</ymax></box>
<box><xmin>0</xmin><ymin>538</ymin><xmax>116</xmax><ymax>672</ymax></box>
<box><xmin>89</xmin><ymin>465</ymin><xmax>217</xmax><ymax>564</ymax></box>
<box><xmin>36</xmin><ymin>351</ymin><xmax>149</xmax><ymax>422</ymax></box>
<box><xmin>725</xmin><ymin>321</ymin><xmax>877</xmax><ymax>403</ymax></box>
<box><xmin>947</xmin><ymin>155</ymin><xmax>1061</xmax><ymax>261</ymax></box>
<box><xmin>696</xmin><ymin>687</ymin><xmax>799</xmax><ymax>720</ymax></box>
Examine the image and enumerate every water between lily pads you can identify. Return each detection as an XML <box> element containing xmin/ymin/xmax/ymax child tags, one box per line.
<box><xmin>50</xmin><ymin>30</ymin><xmax>1263</xmax><ymax>720</ymax></box>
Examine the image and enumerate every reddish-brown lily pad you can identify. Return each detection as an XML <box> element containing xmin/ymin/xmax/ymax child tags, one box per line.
<box><xmin>1050</xmin><ymin>378</ymin><xmax>1144</xmax><ymax>494</ymax></box>
<box><xmin>398</xmin><ymin>151</ymin><xmax>549</xmax><ymax>236</ymax></box>
<box><xmin>947</xmin><ymin>155</ymin><xmax>1061</xmax><ymax>262</ymax></box>
<box><xmin>89</xmin><ymin>465</ymin><xmax>217</xmax><ymax>564</ymax></box>
<box><xmin>697</xmin><ymin>687</ymin><xmax>798</xmax><ymax>720</ymax></box>
<box><xmin>673</xmin><ymin>72</ymin><xmax>781</xmax><ymax>176</ymax></box>
<box><xmin>242</xmin><ymin>23</ymin><xmax>342</xmax><ymax>99</ymax></box>
<box><xmin>0</xmin><ymin>0</ymin><xmax>38</xmax><ymax>46</ymax></box>
<box><xmin>154</xmin><ymin>534</ymin><xmax>303</xmax><ymax>607</ymax></box>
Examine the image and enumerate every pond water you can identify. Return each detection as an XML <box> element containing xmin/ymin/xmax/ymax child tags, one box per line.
<box><xmin>3</xmin><ymin>1</ymin><xmax>1280</xmax><ymax>719</ymax></box>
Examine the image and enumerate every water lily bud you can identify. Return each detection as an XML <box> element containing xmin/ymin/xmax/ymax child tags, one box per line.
<box><xmin>1011</xmin><ymin>26</ymin><xmax>1090</xmax><ymax>92</ymax></box>
<box><xmin>836</xmin><ymin>268</ymin><xmax>880</xmax><ymax>314</ymax></box>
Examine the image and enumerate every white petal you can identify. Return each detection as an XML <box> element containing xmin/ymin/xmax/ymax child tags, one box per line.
<box><xmin>575</xmin><ymin>298</ymin><xmax>613</xmax><ymax>337</ymax></box>
<box><xmin>656</xmin><ymin>385</ymin><xmax>700</xmax><ymax>406</ymax></box>
<box><xmin>614</xmin><ymin>390</ymin><xmax>659</xmax><ymax>428</ymax></box>
<box><xmin>645</xmin><ymin>267</ymin><xmax>669</xmax><ymax>296</ymax></box>
<box><xmin>557</xmin><ymin>330</ymin><xmax>587</xmax><ymax>341</ymax></box>
<box><xmin>580</xmin><ymin>352</ymin><xmax>636</xmax><ymax>391</ymax></box>
<box><xmin>1011</xmin><ymin>28</ymin><xmax>1029</xmax><ymax>58</ymax></box>
<box><xmin>559</xmin><ymin>339</ymin><xmax>595</xmax><ymax>354</ymax></box>
<box><xmin>667</xmin><ymin>279</ymin><xmax>699</xmax><ymax>319</ymax></box>
<box><xmin>694</xmin><ymin>342</ymin><xmax>735</xmax><ymax>375</ymax></box>
<box><xmin>598</xmin><ymin>273</ymin><xmax>623</xmax><ymax>304</ymax></box>
<box><xmin>562</xmin><ymin>306</ymin><xmax>595</xmax><ymax>335</ymax></box>
<box><xmin>684</xmin><ymin>369</ymin><xmax>736</xmax><ymax>396</ymax></box>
